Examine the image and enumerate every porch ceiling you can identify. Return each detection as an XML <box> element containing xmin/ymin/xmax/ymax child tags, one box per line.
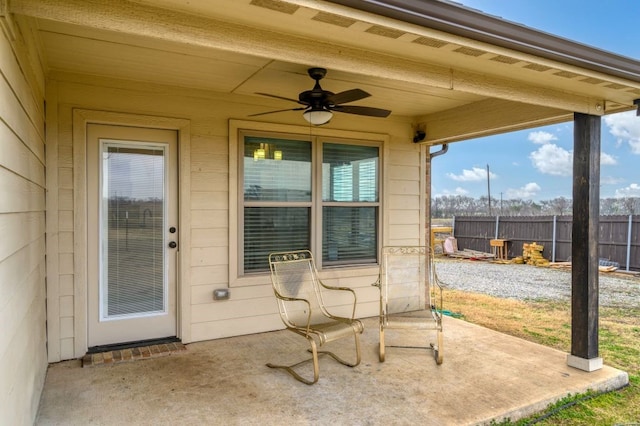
<box><xmin>12</xmin><ymin>0</ymin><xmax>640</xmax><ymax>144</ymax></box>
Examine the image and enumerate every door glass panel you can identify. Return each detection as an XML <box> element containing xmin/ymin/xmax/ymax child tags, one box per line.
<box><xmin>101</xmin><ymin>142</ymin><xmax>167</xmax><ymax>319</ymax></box>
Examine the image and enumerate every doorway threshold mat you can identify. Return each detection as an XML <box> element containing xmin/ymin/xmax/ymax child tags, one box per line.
<box><xmin>82</xmin><ymin>342</ymin><xmax>186</xmax><ymax>367</ymax></box>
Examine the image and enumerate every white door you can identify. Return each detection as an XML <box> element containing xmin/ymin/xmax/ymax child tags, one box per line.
<box><xmin>87</xmin><ymin>124</ymin><xmax>178</xmax><ymax>347</ymax></box>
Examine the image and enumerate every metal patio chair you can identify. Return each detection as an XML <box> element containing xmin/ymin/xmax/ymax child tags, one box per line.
<box><xmin>373</xmin><ymin>246</ymin><xmax>444</xmax><ymax>364</ymax></box>
<box><xmin>267</xmin><ymin>250</ymin><xmax>364</xmax><ymax>384</ymax></box>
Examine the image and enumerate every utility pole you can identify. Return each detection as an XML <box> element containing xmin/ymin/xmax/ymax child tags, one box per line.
<box><xmin>487</xmin><ymin>164</ymin><xmax>492</xmax><ymax>215</ymax></box>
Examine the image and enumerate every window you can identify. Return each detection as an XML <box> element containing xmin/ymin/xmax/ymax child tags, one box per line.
<box><xmin>322</xmin><ymin>143</ymin><xmax>378</xmax><ymax>265</ymax></box>
<box><xmin>240</xmin><ymin>132</ymin><xmax>380</xmax><ymax>273</ymax></box>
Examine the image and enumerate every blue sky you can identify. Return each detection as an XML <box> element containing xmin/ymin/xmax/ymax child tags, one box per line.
<box><xmin>431</xmin><ymin>0</ymin><xmax>640</xmax><ymax>201</ymax></box>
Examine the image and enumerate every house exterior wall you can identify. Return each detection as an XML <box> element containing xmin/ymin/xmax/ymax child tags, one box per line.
<box><xmin>0</xmin><ymin>15</ymin><xmax>48</xmax><ymax>425</ymax></box>
<box><xmin>46</xmin><ymin>71</ymin><xmax>426</xmax><ymax>361</ymax></box>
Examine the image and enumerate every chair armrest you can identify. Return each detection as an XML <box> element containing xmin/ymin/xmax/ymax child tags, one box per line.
<box><xmin>275</xmin><ymin>293</ymin><xmax>311</xmax><ymax>305</ymax></box>
<box><xmin>318</xmin><ymin>281</ymin><xmax>358</xmax><ymax>320</ymax></box>
<box><xmin>272</xmin><ymin>291</ymin><xmax>313</xmax><ymax>330</ymax></box>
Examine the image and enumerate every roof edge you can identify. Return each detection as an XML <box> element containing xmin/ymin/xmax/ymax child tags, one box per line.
<box><xmin>324</xmin><ymin>0</ymin><xmax>640</xmax><ymax>84</ymax></box>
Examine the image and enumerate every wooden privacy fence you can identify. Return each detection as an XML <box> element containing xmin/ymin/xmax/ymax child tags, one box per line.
<box><xmin>451</xmin><ymin>215</ymin><xmax>640</xmax><ymax>272</ymax></box>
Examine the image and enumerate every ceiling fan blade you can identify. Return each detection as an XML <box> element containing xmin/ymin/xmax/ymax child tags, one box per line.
<box><xmin>255</xmin><ymin>92</ymin><xmax>308</xmax><ymax>105</ymax></box>
<box><xmin>327</xmin><ymin>88</ymin><xmax>370</xmax><ymax>105</ymax></box>
<box><xmin>332</xmin><ymin>105</ymin><xmax>391</xmax><ymax>117</ymax></box>
<box><xmin>248</xmin><ymin>107</ymin><xmax>306</xmax><ymax>117</ymax></box>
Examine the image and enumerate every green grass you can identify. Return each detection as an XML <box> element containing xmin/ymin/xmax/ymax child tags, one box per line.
<box><xmin>444</xmin><ymin>289</ymin><xmax>640</xmax><ymax>425</ymax></box>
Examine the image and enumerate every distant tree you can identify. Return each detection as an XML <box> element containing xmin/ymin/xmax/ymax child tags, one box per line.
<box><xmin>541</xmin><ymin>196</ymin><xmax>571</xmax><ymax>215</ymax></box>
<box><xmin>477</xmin><ymin>196</ymin><xmax>491</xmax><ymax>215</ymax></box>
<box><xmin>621</xmin><ymin>197</ymin><xmax>639</xmax><ymax>215</ymax></box>
<box><xmin>599</xmin><ymin>197</ymin><xmax>640</xmax><ymax>215</ymax></box>
<box><xmin>519</xmin><ymin>199</ymin><xmax>542</xmax><ymax>216</ymax></box>
<box><xmin>432</xmin><ymin>195</ymin><xmax>639</xmax><ymax>218</ymax></box>
<box><xmin>600</xmin><ymin>198</ymin><xmax>618</xmax><ymax>215</ymax></box>
<box><xmin>459</xmin><ymin>195</ymin><xmax>478</xmax><ymax>215</ymax></box>
<box><xmin>505</xmin><ymin>198</ymin><xmax>524</xmax><ymax>216</ymax></box>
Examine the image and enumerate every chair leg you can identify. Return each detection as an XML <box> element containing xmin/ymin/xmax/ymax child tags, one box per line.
<box><xmin>379</xmin><ymin>325</ymin><xmax>386</xmax><ymax>362</ymax></box>
<box><xmin>267</xmin><ymin>329</ymin><xmax>362</xmax><ymax>384</ymax></box>
<box><xmin>432</xmin><ymin>329</ymin><xmax>444</xmax><ymax>365</ymax></box>
<box><xmin>266</xmin><ymin>337</ymin><xmax>320</xmax><ymax>385</ymax></box>
<box><xmin>317</xmin><ymin>329</ymin><xmax>362</xmax><ymax>367</ymax></box>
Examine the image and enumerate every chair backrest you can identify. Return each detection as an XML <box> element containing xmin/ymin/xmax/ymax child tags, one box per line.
<box><xmin>380</xmin><ymin>246</ymin><xmax>431</xmax><ymax>313</ymax></box>
<box><xmin>269</xmin><ymin>250</ymin><xmax>326</xmax><ymax>327</ymax></box>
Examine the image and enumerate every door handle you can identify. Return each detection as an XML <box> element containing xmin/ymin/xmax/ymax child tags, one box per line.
<box><xmin>168</xmin><ymin>241</ymin><xmax>177</xmax><ymax>249</ymax></box>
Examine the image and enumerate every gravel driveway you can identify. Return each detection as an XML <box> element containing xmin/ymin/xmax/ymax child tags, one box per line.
<box><xmin>434</xmin><ymin>258</ymin><xmax>640</xmax><ymax>308</ymax></box>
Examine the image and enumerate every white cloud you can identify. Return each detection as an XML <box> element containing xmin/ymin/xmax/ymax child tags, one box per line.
<box><xmin>600</xmin><ymin>152</ymin><xmax>617</xmax><ymax>165</ymax></box>
<box><xmin>451</xmin><ymin>187</ymin><xmax>469</xmax><ymax>195</ymax></box>
<box><xmin>528</xmin><ymin>131</ymin><xmax>557</xmax><ymax>145</ymax></box>
<box><xmin>529</xmin><ymin>144</ymin><xmax>572</xmax><ymax>176</ymax></box>
<box><xmin>604</xmin><ymin>111</ymin><xmax>640</xmax><ymax>154</ymax></box>
<box><xmin>447</xmin><ymin>167</ymin><xmax>497</xmax><ymax>182</ymax></box>
<box><xmin>506</xmin><ymin>182</ymin><xmax>541</xmax><ymax>199</ymax></box>
<box><xmin>615</xmin><ymin>183</ymin><xmax>640</xmax><ymax>198</ymax></box>
<box><xmin>529</xmin><ymin>144</ymin><xmax>615</xmax><ymax>176</ymax></box>
<box><xmin>438</xmin><ymin>187</ymin><xmax>470</xmax><ymax>196</ymax></box>
<box><xmin>454</xmin><ymin>187</ymin><xmax>469</xmax><ymax>195</ymax></box>
<box><xmin>601</xmin><ymin>176</ymin><xmax>624</xmax><ymax>185</ymax></box>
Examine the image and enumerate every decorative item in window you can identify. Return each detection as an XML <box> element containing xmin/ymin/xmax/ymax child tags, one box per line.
<box><xmin>252</xmin><ymin>143</ymin><xmax>283</xmax><ymax>161</ymax></box>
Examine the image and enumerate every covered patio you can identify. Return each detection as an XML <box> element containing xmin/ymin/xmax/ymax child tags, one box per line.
<box><xmin>36</xmin><ymin>316</ymin><xmax>628</xmax><ymax>425</ymax></box>
<box><xmin>2</xmin><ymin>1</ymin><xmax>640</xmax><ymax>424</ymax></box>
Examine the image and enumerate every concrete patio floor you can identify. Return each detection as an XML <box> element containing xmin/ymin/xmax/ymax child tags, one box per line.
<box><xmin>36</xmin><ymin>316</ymin><xmax>628</xmax><ymax>426</ymax></box>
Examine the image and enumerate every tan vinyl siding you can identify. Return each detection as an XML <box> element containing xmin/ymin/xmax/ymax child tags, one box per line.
<box><xmin>47</xmin><ymin>71</ymin><xmax>424</xmax><ymax>360</ymax></box>
<box><xmin>0</xmin><ymin>16</ymin><xmax>47</xmax><ymax>425</ymax></box>
<box><xmin>386</xmin><ymin>138</ymin><xmax>426</xmax><ymax>247</ymax></box>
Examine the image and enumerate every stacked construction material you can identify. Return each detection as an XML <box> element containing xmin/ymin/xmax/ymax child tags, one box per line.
<box><xmin>443</xmin><ymin>237</ymin><xmax>496</xmax><ymax>260</ymax></box>
<box><xmin>522</xmin><ymin>242</ymin><xmax>549</xmax><ymax>266</ymax></box>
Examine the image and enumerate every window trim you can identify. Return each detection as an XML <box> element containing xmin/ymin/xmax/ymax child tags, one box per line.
<box><xmin>229</xmin><ymin>120</ymin><xmax>387</xmax><ymax>287</ymax></box>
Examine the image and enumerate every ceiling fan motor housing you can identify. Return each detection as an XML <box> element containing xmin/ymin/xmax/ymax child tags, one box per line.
<box><xmin>307</xmin><ymin>67</ymin><xmax>327</xmax><ymax>80</ymax></box>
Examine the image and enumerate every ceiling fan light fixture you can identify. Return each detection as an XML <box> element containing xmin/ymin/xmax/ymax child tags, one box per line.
<box><xmin>303</xmin><ymin>108</ymin><xmax>333</xmax><ymax>125</ymax></box>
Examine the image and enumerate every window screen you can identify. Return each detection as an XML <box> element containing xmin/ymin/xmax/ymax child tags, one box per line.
<box><xmin>242</xmin><ymin>137</ymin><xmax>312</xmax><ymax>272</ymax></box>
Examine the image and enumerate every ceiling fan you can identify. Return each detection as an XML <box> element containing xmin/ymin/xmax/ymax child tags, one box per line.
<box><xmin>249</xmin><ymin>67</ymin><xmax>392</xmax><ymax>125</ymax></box>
